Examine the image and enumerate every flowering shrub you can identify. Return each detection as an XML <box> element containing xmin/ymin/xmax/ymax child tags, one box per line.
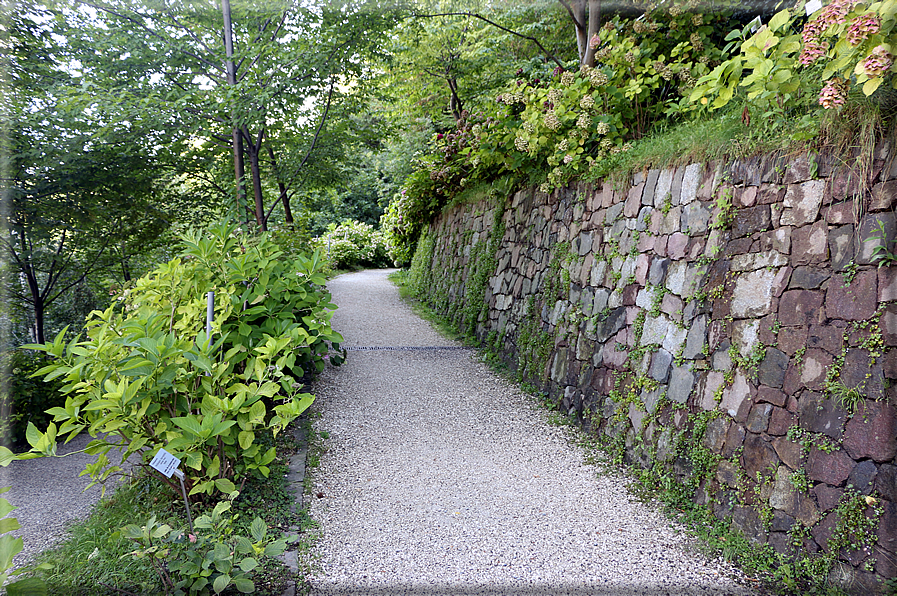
<box><xmin>384</xmin><ymin>7</ymin><xmax>734</xmax><ymax>261</ymax></box>
<box><xmin>312</xmin><ymin>220</ymin><xmax>390</xmax><ymax>270</ymax></box>
<box><xmin>692</xmin><ymin>1</ymin><xmax>897</xmax><ymax>112</ymax></box>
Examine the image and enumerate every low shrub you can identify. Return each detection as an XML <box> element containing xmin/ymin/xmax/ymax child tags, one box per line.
<box><xmin>21</xmin><ymin>221</ymin><xmax>344</xmax><ymax>501</ymax></box>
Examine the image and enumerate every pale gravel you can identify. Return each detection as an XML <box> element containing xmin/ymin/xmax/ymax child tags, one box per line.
<box><xmin>306</xmin><ymin>269</ymin><xmax>757</xmax><ymax>596</ymax></box>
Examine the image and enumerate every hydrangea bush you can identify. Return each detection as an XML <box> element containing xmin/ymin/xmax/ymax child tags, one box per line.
<box><xmin>691</xmin><ymin>0</ymin><xmax>897</xmax><ymax>112</ymax></box>
<box><xmin>312</xmin><ymin>220</ymin><xmax>390</xmax><ymax>270</ymax></box>
<box><xmin>382</xmin><ymin>5</ymin><xmax>735</xmax><ymax>262</ymax></box>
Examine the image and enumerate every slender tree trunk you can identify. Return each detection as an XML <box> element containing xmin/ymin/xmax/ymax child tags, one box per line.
<box><xmin>245</xmin><ymin>129</ymin><xmax>267</xmax><ymax>232</ymax></box>
<box><xmin>572</xmin><ymin>0</ymin><xmax>587</xmax><ymax>62</ymax></box>
<box><xmin>582</xmin><ymin>0</ymin><xmax>601</xmax><ymax>67</ymax></box>
<box><xmin>267</xmin><ymin>146</ymin><xmax>293</xmax><ymax>226</ymax></box>
<box><xmin>221</xmin><ymin>0</ymin><xmax>248</xmax><ymax>224</ymax></box>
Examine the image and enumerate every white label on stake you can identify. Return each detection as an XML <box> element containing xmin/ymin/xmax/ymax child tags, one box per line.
<box><xmin>749</xmin><ymin>16</ymin><xmax>762</xmax><ymax>33</ymax></box>
<box><xmin>806</xmin><ymin>0</ymin><xmax>822</xmax><ymax>15</ymax></box>
<box><xmin>150</xmin><ymin>448</ymin><xmax>182</xmax><ymax>478</ymax></box>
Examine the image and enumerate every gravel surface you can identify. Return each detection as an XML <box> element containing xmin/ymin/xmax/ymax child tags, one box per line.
<box><xmin>307</xmin><ymin>269</ymin><xmax>755</xmax><ymax>596</ymax></box>
<box><xmin>0</xmin><ymin>433</ymin><xmax>117</xmax><ymax>568</ymax></box>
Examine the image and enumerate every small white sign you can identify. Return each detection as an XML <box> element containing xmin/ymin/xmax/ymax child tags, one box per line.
<box><xmin>749</xmin><ymin>16</ymin><xmax>762</xmax><ymax>33</ymax></box>
<box><xmin>806</xmin><ymin>0</ymin><xmax>823</xmax><ymax>16</ymax></box>
<box><xmin>150</xmin><ymin>448</ymin><xmax>181</xmax><ymax>478</ymax></box>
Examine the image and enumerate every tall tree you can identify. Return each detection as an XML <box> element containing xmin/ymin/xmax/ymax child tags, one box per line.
<box><xmin>1</xmin><ymin>4</ymin><xmax>168</xmax><ymax>343</ymax></box>
<box><xmin>62</xmin><ymin>0</ymin><xmax>399</xmax><ymax>231</ymax></box>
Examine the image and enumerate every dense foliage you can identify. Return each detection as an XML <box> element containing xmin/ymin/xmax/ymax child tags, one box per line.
<box><xmin>21</xmin><ymin>223</ymin><xmax>343</xmax><ymax>501</ymax></box>
<box><xmin>312</xmin><ymin>221</ymin><xmax>391</xmax><ymax>270</ymax></box>
<box><xmin>382</xmin><ymin>6</ymin><xmax>739</xmax><ymax>263</ymax></box>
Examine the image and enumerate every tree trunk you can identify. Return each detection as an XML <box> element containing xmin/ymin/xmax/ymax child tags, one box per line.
<box><xmin>572</xmin><ymin>0</ymin><xmax>587</xmax><ymax>62</ymax></box>
<box><xmin>267</xmin><ymin>146</ymin><xmax>293</xmax><ymax>226</ymax></box>
<box><xmin>245</xmin><ymin>130</ymin><xmax>267</xmax><ymax>232</ymax></box>
<box><xmin>582</xmin><ymin>0</ymin><xmax>601</xmax><ymax>67</ymax></box>
<box><xmin>221</xmin><ymin>0</ymin><xmax>248</xmax><ymax>224</ymax></box>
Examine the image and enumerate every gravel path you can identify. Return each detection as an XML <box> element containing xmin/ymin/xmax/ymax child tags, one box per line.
<box><xmin>0</xmin><ymin>433</ymin><xmax>114</xmax><ymax>568</ymax></box>
<box><xmin>307</xmin><ymin>269</ymin><xmax>755</xmax><ymax>596</ymax></box>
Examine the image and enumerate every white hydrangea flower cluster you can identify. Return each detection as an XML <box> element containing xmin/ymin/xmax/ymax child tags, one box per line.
<box><xmin>576</xmin><ymin>113</ymin><xmax>591</xmax><ymax>129</ymax></box>
<box><xmin>580</xmin><ymin>94</ymin><xmax>595</xmax><ymax>110</ymax></box>
<box><xmin>543</xmin><ymin>110</ymin><xmax>561</xmax><ymax>130</ymax></box>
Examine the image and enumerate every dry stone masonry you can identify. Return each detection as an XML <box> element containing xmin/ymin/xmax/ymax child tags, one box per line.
<box><xmin>412</xmin><ymin>148</ymin><xmax>897</xmax><ymax>593</ymax></box>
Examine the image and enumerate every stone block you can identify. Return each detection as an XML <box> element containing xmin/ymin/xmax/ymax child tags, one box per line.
<box><xmin>681</xmin><ymin>201</ymin><xmax>712</xmax><ymax>235</ymax></box>
<box><xmin>846</xmin><ymin>460</ymin><xmax>877</xmax><ymax>494</ymax></box>
<box><xmin>662</xmin><ymin>324</ymin><xmax>688</xmax><ymax>356</ymax></box>
<box><xmin>807</xmin><ymin>448</ymin><xmax>854</xmax><ymax>485</ymax></box>
<box><xmin>825</xmin><ymin>270</ymin><xmax>878</xmax><ymax>322</ymax></box>
<box><xmin>668</xmin><ymin>366</ymin><xmax>695</xmax><ymax>404</ymax></box>
<box><xmin>807</xmin><ymin>325</ymin><xmax>844</xmax><ymax>355</ymax></box>
<box><xmin>758</xmin><ymin>348</ymin><xmax>789</xmax><ymax>388</ymax></box>
<box><xmin>732</xmin><ymin>205</ymin><xmax>772</xmax><ymax>238</ymax></box>
<box><xmin>772</xmin><ymin>437</ymin><xmax>801</xmax><ymax>470</ymax></box>
<box><xmin>730</xmin><ymin>269</ymin><xmax>778</xmax><ymax>318</ymax></box>
<box><xmin>871</xmin><ymin>179</ymin><xmax>897</xmax><ymax>211</ymax></box>
<box><xmin>667</xmin><ymin>232</ymin><xmax>688</xmax><ymax>260</ymax></box>
<box><xmin>732</xmin><ymin>319</ymin><xmax>761</xmax><ymax>359</ymax></box>
<box><xmin>769</xmin><ymin>406</ymin><xmax>797</xmax><ymax>436</ymax></box>
<box><xmin>799</xmin><ymin>391</ymin><xmax>846</xmax><ymax>439</ymax></box>
<box><xmin>640</xmin><ymin>314</ymin><xmax>670</xmax><ymax>346</ymax></box>
<box><xmin>731</xmin><ymin>250</ymin><xmax>788</xmax><ymax>272</ymax></box>
<box><xmin>778</xmin><ymin>326</ymin><xmax>809</xmax><ymax>356</ymax></box>
<box><xmin>822</xmin><ymin>201</ymin><xmax>857</xmax><ymax>225</ymax></box>
<box><xmin>650</xmin><ymin>348</ymin><xmax>673</xmax><ymax>383</ymax></box>
<box><xmin>625</xmin><ymin>183</ymin><xmax>645</xmax><ymax>218</ymax></box>
<box><xmin>681</xmin><ymin>163</ymin><xmax>702</xmax><ymax>205</ymax></box>
<box><xmin>783</xmin><ymin>153</ymin><xmax>813</xmax><ymax>184</ymax></box>
<box><xmin>758</xmin><ymin>385</ymin><xmax>787</xmax><ymax>407</ymax></box>
<box><xmin>758</xmin><ymin>227</ymin><xmax>791</xmax><ymax>254</ymax></box>
<box><xmin>716</xmin><ymin>460</ymin><xmax>739</xmax><ymax>487</ymax></box>
<box><xmin>778</xmin><ymin>289</ymin><xmax>824</xmax><ymax>326</ymax></box>
<box><xmin>790</xmin><ymin>220</ymin><xmax>829</xmax><ymax>266</ymax></box>
<box><xmin>721</xmin><ymin>371</ymin><xmax>753</xmax><ymax>418</ymax></box>
<box><xmin>655</xmin><ymin>169</ymin><xmax>674</xmax><ymax>208</ymax></box>
<box><xmin>658</xmin><ymin>208</ymin><xmax>681</xmax><ymax>236</ymax></box>
<box><xmin>643</xmin><ymin>169</ymin><xmax>660</xmax><ymax>204</ymax></box>
<box><xmin>839</xmin><ymin>348</ymin><xmax>884</xmax><ymax>401</ymax></box>
<box><xmin>878</xmin><ymin>267</ymin><xmax>897</xmax><ymax>301</ymax></box>
<box><xmin>789</xmin><ymin>266</ymin><xmax>830</xmax><ymax>289</ymax></box>
<box><xmin>683</xmin><ymin>315</ymin><xmax>708</xmax><ymax>359</ymax></box>
<box><xmin>813</xmin><ymin>484</ymin><xmax>843</xmax><ymax>512</ymax></box>
<box><xmin>723</xmin><ymin>423</ymin><xmax>747</xmax><ymax>458</ymax></box>
<box><xmin>878</xmin><ymin>500</ymin><xmax>897</xmax><ymax>555</ymax></box>
<box><xmin>703</xmin><ymin>416</ymin><xmax>729</xmax><ymax>454</ymax></box>
<box><xmin>746</xmin><ymin>403</ymin><xmax>773</xmax><ymax>433</ymax></box>
<box><xmin>770</xmin><ymin>466</ymin><xmax>821</xmax><ymax>527</ymax></box>
<box><xmin>883</xmin><ymin>303</ymin><xmax>897</xmax><ymax>346</ymax></box>
<box><xmin>661</xmin><ymin>293</ymin><xmax>683</xmax><ymax>321</ymax></box>
<box><xmin>876</xmin><ymin>465</ymin><xmax>897</xmax><ymax>502</ymax></box>
<box><xmin>842</xmin><ymin>401</ymin><xmax>897</xmax><ymax>462</ymax></box>
<box><xmin>780</xmin><ymin>180</ymin><xmax>825</xmax><ymax>226</ymax></box>
<box><xmin>605</xmin><ymin>202</ymin><xmax>624</xmax><ymax>225</ymax></box>
<box><xmin>857</xmin><ymin>211</ymin><xmax>897</xmax><ymax>265</ymax></box>
<box><xmin>701</xmin><ymin>371</ymin><xmax>725</xmax><ymax>411</ymax></box>
<box><xmin>742</xmin><ymin>433</ymin><xmax>779</xmax><ymax>477</ymax></box>
<box><xmin>827</xmin><ymin>225</ymin><xmax>856</xmax><ymax>272</ymax></box>
<box><xmin>634</xmin><ymin>253</ymin><xmax>650</xmax><ymax>285</ymax></box>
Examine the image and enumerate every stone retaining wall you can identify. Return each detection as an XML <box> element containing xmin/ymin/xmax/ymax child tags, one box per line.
<box><xmin>411</xmin><ymin>150</ymin><xmax>897</xmax><ymax>593</ymax></box>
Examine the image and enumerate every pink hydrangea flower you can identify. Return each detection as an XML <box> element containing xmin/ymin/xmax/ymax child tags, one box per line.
<box><xmin>862</xmin><ymin>45</ymin><xmax>893</xmax><ymax>77</ymax></box>
<box><xmin>818</xmin><ymin>78</ymin><xmax>847</xmax><ymax>109</ymax></box>
<box><xmin>846</xmin><ymin>13</ymin><xmax>880</xmax><ymax>46</ymax></box>
<box><xmin>589</xmin><ymin>33</ymin><xmax>600</xmax><ymax>50</ymax></box>
<box><xmin>798</xmin><ymin>39</ymin><xmax>827</xmax><ymax>66</ymax></box>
